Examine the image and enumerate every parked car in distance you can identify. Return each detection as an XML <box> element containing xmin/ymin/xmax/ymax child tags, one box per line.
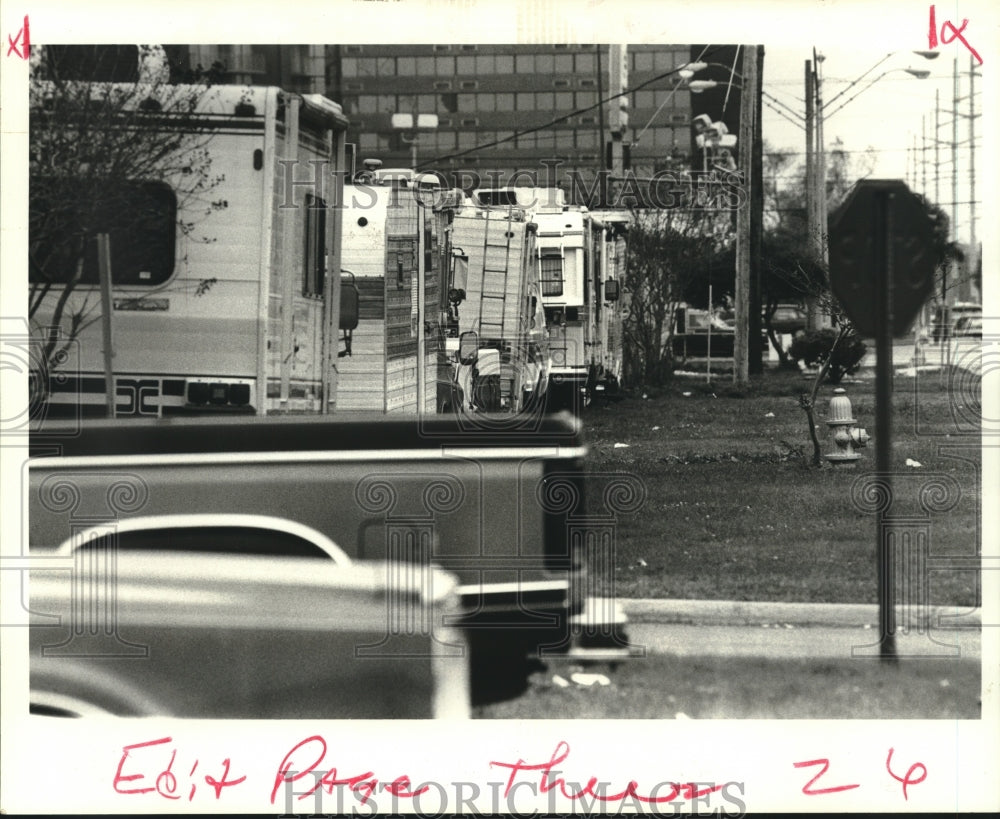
<box><xmin>767</xmin><ymin>303</ymin><xmax>808</xmax><ymax>335</ymax></box>
<box><xmin>953</xmin><ymin>315</ymin><xmax>982</xmax><ymax>338</ymax></box>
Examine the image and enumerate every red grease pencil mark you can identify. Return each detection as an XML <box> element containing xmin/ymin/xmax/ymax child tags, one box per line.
<box><xmin>929</xmin><ymin>5</ymin><xmax>983</xmax><ymax>64</ymax></box>
<box><xmin>792</xmin><ymin>758</ymin><xmax>860</xmax><ymax>796</ymax></box>
<box><xmin>6</xmin><ymin>15</ymin><xmax>29</xmax><ymax>59</ymax></box>
<box><xmin>885</xmin><ymin>748</ymin><xmax>927</xmax><ymax>801</ymax></box>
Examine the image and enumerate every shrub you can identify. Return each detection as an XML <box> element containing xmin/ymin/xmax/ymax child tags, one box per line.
<box><xmin>788</xmin><ymin>328</ymin><xmax>867</xmax><ymax>384</ymax></box>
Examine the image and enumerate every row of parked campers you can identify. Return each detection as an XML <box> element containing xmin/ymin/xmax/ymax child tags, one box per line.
<box><xmin>29</xmin><ymin>86</ymin><xmax>629</xmax><ymax>421</ymax></box>
<box><xmin>338</xmin><ymin>165</ymin><xmax>628</xmax><ymax>417</ymax></box>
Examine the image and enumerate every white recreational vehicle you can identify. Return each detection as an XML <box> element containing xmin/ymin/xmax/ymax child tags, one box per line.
<box><xmin>30</xmin><ymin>84</ymin><xmax>351</xmax><ymax>418</ymax></box>
<box><xmin>471</xmin><ymin>188</ymin><xmax>628</xmax><ymax>410</ymax></box>
<box><xmin>335</xmin><ymin>173</ymin><xmax>445</xmax><ymax>414</ymax></box>
<box><xmin>440</xmin><ymin>200</ymin><xmax>547</xmax><ymax>415</ymax></box>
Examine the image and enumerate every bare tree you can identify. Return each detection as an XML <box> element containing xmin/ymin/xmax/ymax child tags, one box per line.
<box><xmin>29</xmin><ymin>45</ymin><xmax>226</xmax><ymax>403</ymax></box>
<box><xmin>621</xmin><ymin>207</ymin><xmax>727</xmax><ymax>387</ymax></box>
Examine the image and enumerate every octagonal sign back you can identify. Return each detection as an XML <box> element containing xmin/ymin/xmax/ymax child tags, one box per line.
<box><xmin>828</xmin><ymin>179</ymin><xmax>937</xmax><ymax>338</ymax></box>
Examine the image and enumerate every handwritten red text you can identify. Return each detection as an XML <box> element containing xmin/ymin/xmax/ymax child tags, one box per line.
<box><xmin>929</xmin><ymin>5</ymin><xmax>983</xmax><ymax>64</ymax></box>
<box><xmin>270</xmin><ymin>735</ymin><xmax>430</xmax><ymax>805</ymax></box>
<box><xmin>491</xmin><ymin>741</ymin><xmax>731</xmax><ymax>804</ymax></box>
<box><xmin>793</xmin><ymin>758</ymin><xmax>860</xmax><ymax>796</ymax></box>
<box><xmin>886</xmin><ymin>747</ymin><xmax>928</xmax><ymax>800</ymax></box>
<box><xmin>113</xmin><ymin>736</ymin><xmax>245</xmax><ymax>802</ymax></box>
<box><xmin>6</xmin><ymin>15</ymin><xmax>29</xmax><ymax>59</ymax></box>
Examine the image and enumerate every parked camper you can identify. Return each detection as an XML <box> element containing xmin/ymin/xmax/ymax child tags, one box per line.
<box><xmin>472</xmin><ymin>189</ymin><xmax>629</xmax><ymax>411</ymax></box>
<box><xmin>438</xmin><ymin>200</ymin><xmax>548</xmax><ymax>415</ymax></box>
<box><xmin>30</xmin><ymin>85</ymin><xmax>350</xmax><ymax>418</ymax></box>
<box><xmin>336</xmin><ymin>176</ymin><xmax>444</xmax><ymax>413</ymax></box>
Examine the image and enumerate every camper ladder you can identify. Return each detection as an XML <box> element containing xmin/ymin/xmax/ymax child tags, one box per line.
<box><xmin>477</xmin><ymin>207</ymin><xmax>517</xmax><ymax>406</ymax></box>
<box><xmin>477</xmin><ymin>206</ymin><xmax>514</xmax><ymax>341</ymax></box>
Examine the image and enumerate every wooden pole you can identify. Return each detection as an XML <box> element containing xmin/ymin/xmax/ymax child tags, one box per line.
<box><xmin>733</xmin><ymin>45</ymin><xmax>757</xmax><ymax>387</ymax></box>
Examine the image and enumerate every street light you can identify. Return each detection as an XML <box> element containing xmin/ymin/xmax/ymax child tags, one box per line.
<box><xmin>391</xmin><ymin>112</ymin><xmax>439</xmax><ymax>171</ymax></box>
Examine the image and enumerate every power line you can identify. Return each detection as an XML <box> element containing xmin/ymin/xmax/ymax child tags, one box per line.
<box><xmin>416</xmin><ymin>46</ymin><xmax>725</xmax><ymax>169</ymax></box>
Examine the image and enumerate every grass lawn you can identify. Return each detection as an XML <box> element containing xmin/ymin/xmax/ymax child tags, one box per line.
<box><xmin>581</xmin><ymin>365</ymin><xmax>981</xmax><ymax>606</ymax></box>
<box><xmin>476</xmin><ymin>656</ymin><xmax>981</xmax><ymax>719</ymax></box>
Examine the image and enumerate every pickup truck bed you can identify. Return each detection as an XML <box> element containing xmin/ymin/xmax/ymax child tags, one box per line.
<box><xmin>28</xmin><ymin>412</ymin><xmax>598</xmax><ymax>702</ymax></box>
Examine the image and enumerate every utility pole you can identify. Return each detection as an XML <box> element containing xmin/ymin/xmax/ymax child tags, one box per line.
<box><xmin>968</xmin><ymin>54</ymin><xmax>977</xmax><ymax>300</ymax></box>
<box><xmin>607</xmin><ymin>44</ymin><xmax>629</xmax><ymax>204</ymax></box>
<box><xmin>733</xmin><ymin>44</ymin><xmax>757</xmax><ymax>388</ymax></box>
<box><xmin>951</xmin><ymin>57</ymin><xmax>958</xmax><ymax>255</ymax></box>
<box><xmin>934</xmin><ymin>88</ymin><xmax>940</xmax><ymax>205</ymax></box>
<box><xmin>596</xmin><ymin>44</ymin><xmax>607</xmax><ymax>208</ymax></box>
<box><xmin>749</xmin><ymin>44</ymin><xmax>765</xmax><ymax>375</ymax></box>
<box><xmin>921</xmin><ymin>116</ymin><xmax>927</xmax><ymax>194</ymax></box>
<box><xmin>814</xmin><ymin>51</ymin><xmax>828</xmax><ymax>275</ymax></box>
<box><xmin>804</xmin><ymin>59</ymin><xmax>820</xmax><ymax>330</ymax></box>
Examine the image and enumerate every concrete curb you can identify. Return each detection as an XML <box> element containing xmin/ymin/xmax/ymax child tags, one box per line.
<box><xmin>619</xmin><ymin>598</ymin><xmax>983</xmax><ymax>629</ymax></box>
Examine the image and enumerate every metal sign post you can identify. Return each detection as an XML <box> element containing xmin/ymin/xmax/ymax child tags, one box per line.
<box><xmin>829</xmin><ymin>179</ymin><xmax>936</xmax><ymax>664</ymax></box>
<box><xmin>872</xmin><ymin>190</ymin><xmax>896</xmax><ymax>661</ymax></box>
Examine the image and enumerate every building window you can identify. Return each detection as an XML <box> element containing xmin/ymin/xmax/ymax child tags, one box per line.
<box><xmin>555</xmin><ymin>91</ymin><xmax>573</xmax><ymax>110</ymax></box>
<box><xmin>496</xmin><ymin>131</ymin><xmax>514</xmax><ymax>150</ymax></box>
<box><xmin>516</xmin><ymin>92</ymin><xmax>535</xmax><ymax>111</ymax></box>
<box><xmin>576</xmin><ymin>90</ymin><xmax>597</xmax><ymax>108</ymax></box>
<box><xmin>435</xmin><ymin>55</ymin><xmax>454</xmax><ymax>74</ymax></box>
<box><xmin>515</xmin><ymin>53</ymin><xmax>535</xmax><ymax>73</ymax></box>
<box><xmin>416</xmin><ymin>56</ymin><xmax>435</xmax><ymax>74</ymax></box>
<box><xmin>397</xmin><ymin>56</ymin><xmax>416</xmax><ymax>76</ymax></box>
<box><xmin>477</xmin><ymin>94</ymin><xmax>496</xmax><ymax>112</ymax></box>
<box><xmin>632</xmin><ymin>51</ymin><xmax>653</xmax><ymax>72</ymax></box>
<box><xmin>341</xmin><ymin>58</ymin><xmax>359</xmax><ymax>78</ymax></box>
<box><xmin>575</xmin><ymin>53</ymin><xmax>595</xmax><ymax>74</ymax></box>
<box><xmin>494</xmin><ymin>55</ymin><xmax>514</xmax><ymax>74</ymax></box>
<box><xmin>457</xmin><ymin>130</ymin><xmax>477</xmax><ymax>149</ymax></box>
<box><xmin>535</xmin><ymin>53</ymin><xmax>554</xmax><ymax>73</ymax></box>
<box><xmin>435</xmin><ymin>131</ymin><xmax>457</xmax><ymax>151</ymax></box>
<box><xmin>633</xmin><ymin>89</ymin><xmax>655</xmax><ymax>109</ymax></box>
<box><xmin>535</xmin><ymin>91</ymin><xmax>554</xmax><ymax>111</ymax></box>
<box><xmin>458</xmin><ymin>92</ymin><xmax>476</xmax><ymax>111</ymax></box>
<box><xmin>576</xmin><ymin>130</ymin><xmax>597</xmax><ymax>148</ymax></box>
<box><xmin>359</xmin><ymin>132</ymin><xmax>378</xmax><ymax>150</ymax></box>
<box><xmin>30</xmin><ymin>179</ymin><xmax>177</xmax><ymax>287</ymax></box>
<box><xmin>540</xmin><ymin>250</ymin><xmax>563</xmax><ymax>296</ymax></box>
<box><xmin>357</xmin><ymin>57</ymin><xmax>378</xmax><ymax>77</ymax></box>
<box><xmin>554</xmin><ymin>54</ymin><xmax>573</xmax><ymax>74</ymax></box>
<box><xmin>475</xmin><ymin>54</ymin><xmax>495</xmax><ymax>74</ymax></box>
<box><xmin>376</xmin><ymin>57</ymin><xmax>395</xmax><ymax>76</ymax></box>
<box><xmin>653</xmin><ymin>51</ymin><xmax>676</xmax><ymax>71</ymax></box>
<box><xmin>495</xmin><ymin>93</ymin><xmax>514</xmax><ymax>112</ymax></box>
<box><xmin>456</xmin><ymin>55</ymin><xmax>476</xmax><ymax>74</ymax></box>
<box><xmin>304</xmin><ymin>194</ymin><xmax>326</xmax><ymax>298</ymax></box>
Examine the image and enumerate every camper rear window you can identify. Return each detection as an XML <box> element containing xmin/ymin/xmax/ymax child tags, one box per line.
<box><xmin>540</xmin><ymin>250</ymin><xmax>564</xmax><ymax>297</ymax></box>
<box><xmin>29</xmin><ymin>179</ymin><xmax>177</xmax><ymax>287</ymax></box>
<box><xmin>304</xmin><ymin>193</ymin><xmax>326</xmax><ymax>297</ymax></box>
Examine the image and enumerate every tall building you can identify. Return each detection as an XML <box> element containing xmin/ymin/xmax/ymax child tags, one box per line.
<box><xmin>328</xmin><ymin>44</ymin><xmax>694</xmax><ymax>203</ymax></box>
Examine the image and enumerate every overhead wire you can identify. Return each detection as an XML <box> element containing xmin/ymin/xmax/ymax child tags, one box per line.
<box><xmin>415</xmin><ymin>44</ymin><xmax>734</xmax><ymax>170</ymax></box>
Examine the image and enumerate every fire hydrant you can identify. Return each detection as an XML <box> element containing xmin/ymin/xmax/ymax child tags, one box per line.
<box><xmin>825</xmin><ymin>387</ymin><xmax>869</xmax><ymax>465</ymax></box>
